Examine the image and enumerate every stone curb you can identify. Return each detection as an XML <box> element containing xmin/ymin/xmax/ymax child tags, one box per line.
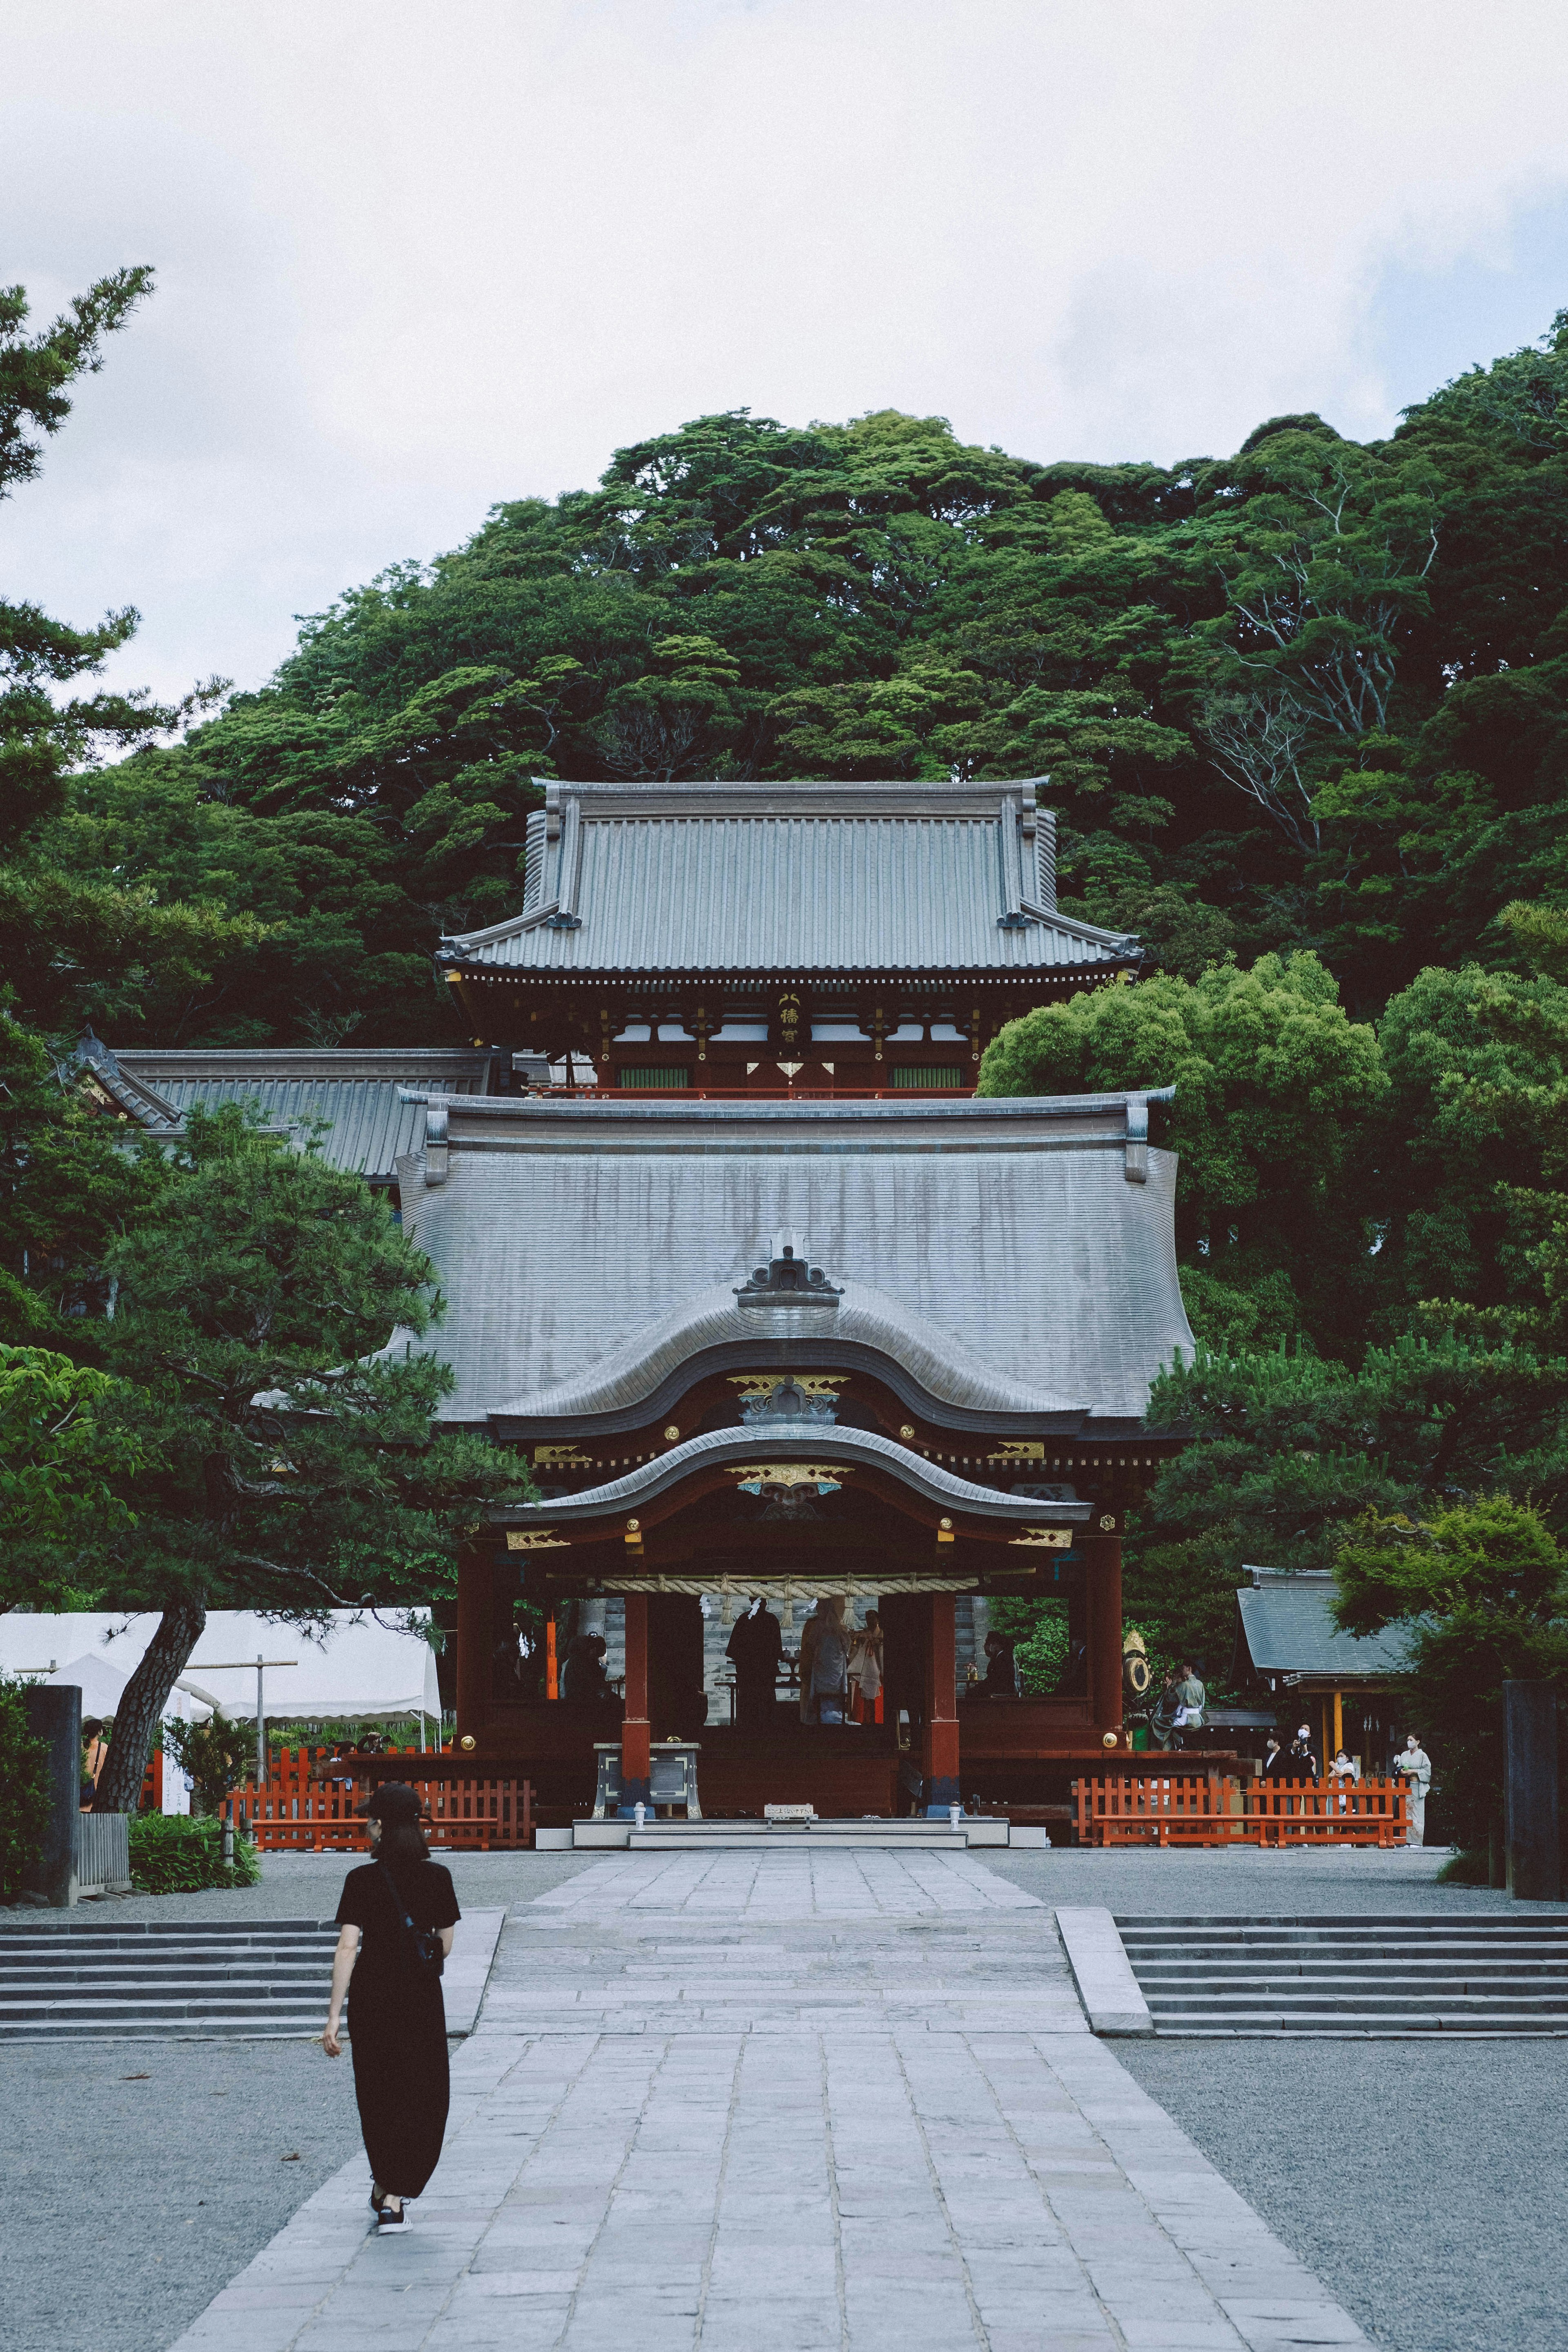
<box><xmin>1056</xmin><ymin>1903</ymin><xmax>1153</xmax><ymax>2034</ymax></box>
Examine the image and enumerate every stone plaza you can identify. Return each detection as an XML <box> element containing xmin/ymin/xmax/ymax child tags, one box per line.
<box><xmin>11</xmin><ymin>1842</ymin><xmax>1568</xmax><ymax>2352</ymax></box>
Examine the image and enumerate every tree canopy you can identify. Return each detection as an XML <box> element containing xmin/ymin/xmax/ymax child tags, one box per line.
<box><xmin>7</xmin><ymin>311</ymin><xmax>1561</xmax><ymax>1046</ymax></box>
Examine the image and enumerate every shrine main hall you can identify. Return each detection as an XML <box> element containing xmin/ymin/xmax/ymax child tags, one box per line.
<box><xmin>99</xmin><ymin>775</ymin><xmax>1196</xmax><ymax>1825</ymax></box>
<box><xmin>414</xmin><ymin>773</ymin><xmax>1193</xmax><ymax>1825</ymax></box>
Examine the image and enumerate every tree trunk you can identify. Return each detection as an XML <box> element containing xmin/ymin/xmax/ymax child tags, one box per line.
<box><xmin>93</xmin><ymin>1599</ymin><xmax>207</xmax><ymax>1815</ymax></box>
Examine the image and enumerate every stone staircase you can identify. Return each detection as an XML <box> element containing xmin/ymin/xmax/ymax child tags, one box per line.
<box><xmin>0</xmin><ymin>1918</ymin><xmax>336</xmax><ymax>2039</ymax></box>
<box><xmin>1116</xmin><ymin>1913</ymin><xmax>1568</xmax><ymax>2035</ymax></box>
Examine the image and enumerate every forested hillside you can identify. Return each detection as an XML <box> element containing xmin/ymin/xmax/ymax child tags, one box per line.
<box><xmin>11</xmin><ymin>314</ymin><xmax>1566</xmax><ymax>1047</ymax></box>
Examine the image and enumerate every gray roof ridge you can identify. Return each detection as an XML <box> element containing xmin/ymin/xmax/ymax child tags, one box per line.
<box><xmin>490</xmin><ymin>1277</ymin><xmax>1082</xmax><ymax>1423</ymax></box>
<box><xmin>498</xmin><ymin>1422</ymin><xmax>1095</xmax><ymax>1524</ymax></box>
<box><xmin>398</xmin><ymin>1085</ymin><xmax>1174</xmax><ymax>1120</ymax></box>
<box><xmin>117</xmin><ymin>1046</ymin><xmax>495</xmax><ymax>1073</ymax></box>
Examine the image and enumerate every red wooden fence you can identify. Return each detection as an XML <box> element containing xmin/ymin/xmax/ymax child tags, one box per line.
<box><xmin>1076</xmin><ymin>1775</ymin><xmax>1410</xmax><ymax>1849</ymax></box>
<box><xmin>218</xmin><ymin>1747</ymin><xmax>533</xmax><ymax>1851</ymax></box>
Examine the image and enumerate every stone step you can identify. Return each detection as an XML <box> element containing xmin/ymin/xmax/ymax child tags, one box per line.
<box><xmin>1133</xmin><ymin>1957</ymin><xmax>1568</xmax><ymax>1976</ymax></box>
<box><xmin>1147</xmin><ymin>1988</ymin><xmax>1568</xmax><ymax>2014</ymax></box>
<box><xmin>0</xmin><ymin>1921</ymin><xmax>338</xmax><ymax>2039</ymax></box>
<box><xmin>1112</xmin><ymin>1912</ymin><xmax>1568</xmax><ymax>2040</ymax></box>
<box><xmin>1154</xmin><ymin>2016</ymin><xmax>1568</xmax><ymax>2036</ymax></box>
<box><xmin>0</xmin><ymin>1917</ymin><xmax>335</xmax><ymax>1939</ymax></box>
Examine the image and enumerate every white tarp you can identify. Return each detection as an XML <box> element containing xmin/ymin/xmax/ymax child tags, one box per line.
<box><xmin>0</xmin><ymin>1610</ymin><xmax>441</xmax><ymax>1726</ymax></box>
<box><xmin>7</xmin><ymin>1644</ymin><xmax>210</xmax><ymax>1815</ymax></box>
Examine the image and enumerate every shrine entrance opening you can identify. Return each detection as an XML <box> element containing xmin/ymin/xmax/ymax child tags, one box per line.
<box><xmin>454</xmin><ymin>1428</ymin><xmax>1141</xmax><ymax>1823</ymax></box>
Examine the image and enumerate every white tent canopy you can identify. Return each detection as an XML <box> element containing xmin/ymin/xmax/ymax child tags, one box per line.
<box><xmin>0</xmin><ymin>1610</ymin><xmax>440</xmax><ymax>1724</ymax></box>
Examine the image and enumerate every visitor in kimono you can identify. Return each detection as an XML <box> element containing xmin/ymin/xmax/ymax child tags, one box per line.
<box><xmin>1395</xmin><ymin>1734</ymin><xmax>1432</xmax><ymax>1845</ymax></box>
<box><xmin>798</xmin><ymin>1602</ymin><xmax>822</xmax><ymax>1722</ymax></box>
<box><xmin>1169</xmin><ymin>1662</ymin><xmax>1207</xmax><ymax>1748</ymax></box>
<box><xmin>1149</xmin><ymin>1668</ymin><xmax>1182</xmax><ymax>1751</ymax></box>
<box><xmin>850</xmin><ymin>1611</ymin><xmax>883</xmax><ymax>1724</ymax></box>
<box><xmin>809</xmin><ymin>1597</ymin><xmax>851</xmax><ymax>1725</ymax></box>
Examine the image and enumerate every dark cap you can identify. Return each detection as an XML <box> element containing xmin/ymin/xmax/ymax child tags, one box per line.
<box><xmin>365</xmin><ymin>1781</ymin><xmax>421</xmax><ymax>1824</ymax></box>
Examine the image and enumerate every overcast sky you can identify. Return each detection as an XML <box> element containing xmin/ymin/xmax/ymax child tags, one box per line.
<box><xmin>5</xmin><ymin>0</ymin><xmax>1568</xmax><ymax>705</ymax></box>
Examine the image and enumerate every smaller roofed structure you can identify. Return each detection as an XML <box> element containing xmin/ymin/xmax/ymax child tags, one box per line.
<box><xmin>81</xmin><ymin>1038</ymin><xmax>504</xmax><ymax>1189</ymax></box>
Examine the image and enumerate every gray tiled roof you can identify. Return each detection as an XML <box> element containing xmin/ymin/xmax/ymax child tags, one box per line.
<box><xmin>391</xmin><ymin>1090</ymin><xmax>1194</xmax><ymax>1427</ymax></box>
<box><xmin>440</xmin><ymin>778</ymin><xmax>1139</xmax><ymax>977</ymax></box>
<box><xmin>1236</xmin><ymin>1576</ymin><xmax>1414</xmax><ymax>1681</ymax></box>
<box><xmin>108</xmin><ymin>1048</ymin><xmax>498</xmax><ymax>1181</ymax></box>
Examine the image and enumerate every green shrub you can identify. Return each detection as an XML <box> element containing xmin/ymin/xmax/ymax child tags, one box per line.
<box><xmin>1436</xmin><ymin>1847</ymin><xmax>1492</xmax><ymax>1886</ymax></box>
<box><xmin>127</xmin><ymin>1814</ymin><xmax>261</xmax><ymax>1894</ymax></box>
<box><xmin>0</xmin><ymin>1675</ymin><xmax>50</xmax><ymax>1898</ymax></box>
<box><xmin>162</xmin><ymin>1717</ymin><xmax>258</xmax><ymax>1815</ymax></box>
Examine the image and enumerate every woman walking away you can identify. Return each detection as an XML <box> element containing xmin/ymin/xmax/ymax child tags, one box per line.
<box><xmin>322</xmin><ymin>1784</ymin><xmax>460</xmax><ymax>2230</ymax></box>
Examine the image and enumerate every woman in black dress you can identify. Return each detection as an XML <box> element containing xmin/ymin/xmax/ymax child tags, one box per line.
<box><xmin>321</xmin><ymin>1783</ymin><xmax>461</xmax><ymax>2230</ymax></box>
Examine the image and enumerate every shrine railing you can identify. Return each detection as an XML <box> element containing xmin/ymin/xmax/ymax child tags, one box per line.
<box><xmin>218</xmin><ymin>1747</ymin><xmax>533</xmax><ymax>1851</ymax></box>
<box><xmin>1076</xmin><ymin>1775</ymin><xmax>1410</xmax><ymax>1849</ymax></box>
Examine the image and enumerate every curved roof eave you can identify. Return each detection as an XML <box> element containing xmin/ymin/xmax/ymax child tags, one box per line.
<box><xmin>494</xmin><ymin>1423</ymin><xmax>1094</xmax><ymax>1525</ymax></box>
<box><xmin>490</xmin><ymin>1280</ymin><xmax>1083</xmax><ymax>1425</ymax></box>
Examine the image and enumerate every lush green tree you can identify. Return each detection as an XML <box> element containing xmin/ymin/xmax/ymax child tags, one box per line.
<box><xmin>79</xmin><ymin>1107</ymin><xmax>530</xmax><ymax>1813</ymax></box>
<box><xmin>1333</xmin><ymin>1497</ymin><xmax>1568</xmax><ymax>1847</ymax></box>
<box><xmin>1127</xmin><ymin>1333</ymin><xmax>1568</xmax><ymax>1680</ymax></box>
<box><xmin>0</xmin><ymin>272</ymin><xmax>253</xmax><ymax>1033</ymax></box>
<box><xmin>0</xmin><ymin>1006</ymin><xmax>167</xmax><ymax>1345</ymax></box>
<box><xmin>0</xmin><ymin>1343</ymin><xmax>143</xmax><ymax>1609</ymax></box>
<box><xmin>979</xmin><ymin>953</ymin><xmax>1387</xmax><ymax>1352</ymax></box>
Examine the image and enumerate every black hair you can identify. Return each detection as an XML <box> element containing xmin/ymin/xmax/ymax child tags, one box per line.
<box><xmin>376</xmin><ymin>1817</ymin><xmax>431</xmax><ymax>1882</ymax></box>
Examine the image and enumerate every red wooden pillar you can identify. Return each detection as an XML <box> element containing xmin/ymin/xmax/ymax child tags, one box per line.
<box><xmin>921</xmin><ymin>1589</ymin><xmax>961</xmax><ymax>1811</ymax></box>
<box><xmin>621</xmin><ymin>1591</ymin><xmax>652</xmax><ymax>1812</ymax></box>
<box><xmin>455</xmin><ymin>1541</ymin><xmax>490</xmax><ymax>1747</ymax></box>
<box><xmin>1085</xmin><ymin>1521</ymin><xmax>1125</xmax><ymax>1742</ymax></box>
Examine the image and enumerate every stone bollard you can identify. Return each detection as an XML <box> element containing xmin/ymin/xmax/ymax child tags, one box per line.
<box><xmin>20</xmin><ymin>1684</ymin><xmax>82</xmax><ymax>1908</ymax></box>
<box><xmin>634</xmin><ymin>1802</ymin><xmax>646</xmax><ymax>1831</ymax></box>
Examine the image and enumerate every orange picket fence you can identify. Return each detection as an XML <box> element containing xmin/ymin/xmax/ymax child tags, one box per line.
<box><xmin>1076</xmin><ymin>1774</ymin><xmax>1409</xmax><ymax>1849</ymax></box>
<box><xmin>219</xmin><ymin>1747</ymin><xmax>533</xmax><ymax>1851</ymax></box>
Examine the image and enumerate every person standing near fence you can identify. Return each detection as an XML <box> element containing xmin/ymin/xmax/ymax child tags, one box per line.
<box><xmin>1395</xmin><ymin>1734</ymin><xmax>1432</xmax><ymax>1846</ymax></box>
<box><xmin>322</xmin><ymin>1783</ymin><xmax>460</xmax><ymax>2229</ymax></box>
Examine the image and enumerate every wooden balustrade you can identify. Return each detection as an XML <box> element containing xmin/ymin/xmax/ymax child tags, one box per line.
<box><xmin>1076</xmin><ymin>1774</ymin><xmax>1410</xmax><ymax>1849</ymax></box>
<box><xmin>218</xmin><ymin>1746</ymin><xmax>533</xmax><ymax>1851</ymax></box>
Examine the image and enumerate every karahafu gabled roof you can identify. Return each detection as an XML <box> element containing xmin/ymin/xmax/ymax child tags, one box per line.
<box><xmin>438</xmin><ymin>777</ymin><xmax>1140</xmax><ymax>979</ymax></box>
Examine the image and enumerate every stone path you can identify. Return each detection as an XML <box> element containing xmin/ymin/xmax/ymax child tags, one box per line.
<box><xmin>169</xmin><ymin>1852</ymin><xmax>1368</xmax><ymax>2351</ymax></box>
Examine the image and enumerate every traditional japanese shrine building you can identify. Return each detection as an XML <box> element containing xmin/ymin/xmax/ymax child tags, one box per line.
<box><xmin>102</xmin><ymin>774</ymin><xmax>1199</xmax><ymax>1822</ymax></box>
<box><xmin>407</xmin><ymin>775</ymin><xmax>1196</xmax><ymax>1820</ymax></box>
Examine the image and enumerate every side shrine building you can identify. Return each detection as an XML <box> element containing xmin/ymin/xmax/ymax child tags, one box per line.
<box><xmin>102</xmin><ymin>776</ymin><xmax>1199</xmax><ymax>1823</ymax></box>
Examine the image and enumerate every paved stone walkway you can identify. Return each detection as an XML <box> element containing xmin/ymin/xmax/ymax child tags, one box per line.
<box><xmin>169</xmin><ymin>1853</ymin><xmax>1367</xmax><ymax>2351</ymax></box>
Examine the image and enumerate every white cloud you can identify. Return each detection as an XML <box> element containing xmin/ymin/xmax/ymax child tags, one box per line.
<box><xmin>2</xmin><ymin>0</ymin><xmax>1566</xmax><ymax>702</ymax></box>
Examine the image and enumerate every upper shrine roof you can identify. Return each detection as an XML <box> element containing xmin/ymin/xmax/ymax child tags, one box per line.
<box><xmin>437</xmin><ymin>777</ymin><xmax>1140</xmax><ymax>978</ymax></box>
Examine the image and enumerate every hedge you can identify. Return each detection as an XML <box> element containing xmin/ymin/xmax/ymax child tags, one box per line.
<box><xmin>127</xmin><ymin>1814</ymin><xmax>261</xmax><ymax>1895</ymax></box>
